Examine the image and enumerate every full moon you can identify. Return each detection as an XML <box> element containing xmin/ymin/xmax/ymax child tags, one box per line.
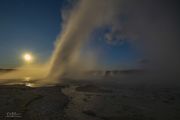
<box><xmin>23</xmin><ymin>53</ymin><xmax>33</xmax><ymax>63</ymax></box>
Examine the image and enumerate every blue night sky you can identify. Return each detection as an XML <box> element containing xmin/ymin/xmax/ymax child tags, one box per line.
<box><xmin>0</xmin><ymin>0</ymin><xmax>140</xmax><ymax>69</ymax></box>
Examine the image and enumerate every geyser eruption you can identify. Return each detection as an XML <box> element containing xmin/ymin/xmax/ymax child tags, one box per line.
<box><xmin>47</xmin><ymin>0</ymin><xmax>121</xmax><ymax>79</ymax></box>
<box><xmin>0</xmin><ymin>0</ymin><xmax>179</xmax><ymax>86</ymax></box>
<box><xmin>47</xmin><ymin>0</ymin><xmax>180</xmax><ymax>83</ymax></box>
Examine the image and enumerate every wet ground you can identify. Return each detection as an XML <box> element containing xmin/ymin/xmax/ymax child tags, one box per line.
<box><xmin>0</xmin><ymin>79</ymin><xmax>180</xmax><ymax>120</ymax></box>
<box><xmin>62</xmin><ymin>83</ymin><xmax>180</xmax><ymax>120</ymax></box>
<box><xmin>0</xmin><ymin>85</ymin><xmax>68</xmax><ymax>120</ymax></box>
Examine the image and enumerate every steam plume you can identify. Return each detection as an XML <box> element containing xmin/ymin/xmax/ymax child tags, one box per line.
<box><xmin>48</xmin><ymin>0</ymin><xmax>121</xmax><ymax>79</ymax></box>
<box><xmin>48</xmin><ymin>0</ymin><xmax>180</xmax><ymax>82</ymax></box>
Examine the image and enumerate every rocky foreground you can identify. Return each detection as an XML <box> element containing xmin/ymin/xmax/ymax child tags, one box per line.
<box><xmin>0</xmin><ymin>82</ymin><xmax>180</xmax><ymax>120</ymax></box>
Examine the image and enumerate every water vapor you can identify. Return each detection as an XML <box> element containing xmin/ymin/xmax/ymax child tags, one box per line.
<box><xmin>48</xmin><ymin>0</ymin><xmax>122</xmax><ymax>79</ymax></box>
<box><xmin>48</xmin><ymin>0</ymin><xmax>180</xmax><ymax>83</ymax></box>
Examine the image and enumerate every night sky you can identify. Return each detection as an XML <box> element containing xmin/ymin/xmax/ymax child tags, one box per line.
<box><xmin>0</xmin><ymin>0</ymin><xmax>140</xmax><ymax>69</ymax></box>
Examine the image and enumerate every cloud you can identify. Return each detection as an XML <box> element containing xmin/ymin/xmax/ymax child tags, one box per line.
<box><xmin>104</xmin><ymin>26</ymin><xmax>126</xmax><ymax>46</ymax></box>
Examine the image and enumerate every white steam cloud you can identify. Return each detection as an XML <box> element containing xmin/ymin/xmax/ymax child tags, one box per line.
<box><xmin>47</xmin><ymin>0</ymin><xmax>122</xmax><ymax>79</ymax></box>
<box><xmin>48</xmin><ymin>0</ymin><xmax>180</xmax><ymax>82</ymax></box>
<box><xmin>1</xmin><ymin>0</ymin><xmax>179</xmax><ymax>85</ymax></box>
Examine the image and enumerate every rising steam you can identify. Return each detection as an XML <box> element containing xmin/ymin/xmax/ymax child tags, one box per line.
<box><xmin>48</xmin><ymin>0</ymin><xmax>180</xmax><ymax>82</ymax></box>
<box><xmin>47</xmin><ymin>0</ymin><xmax>122</xmax><ymax>79</ymax></box>
<box><xmin>0</xmin><ymin>0</ymin><xmax>179</xmax><ymax>85</ymax></box>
